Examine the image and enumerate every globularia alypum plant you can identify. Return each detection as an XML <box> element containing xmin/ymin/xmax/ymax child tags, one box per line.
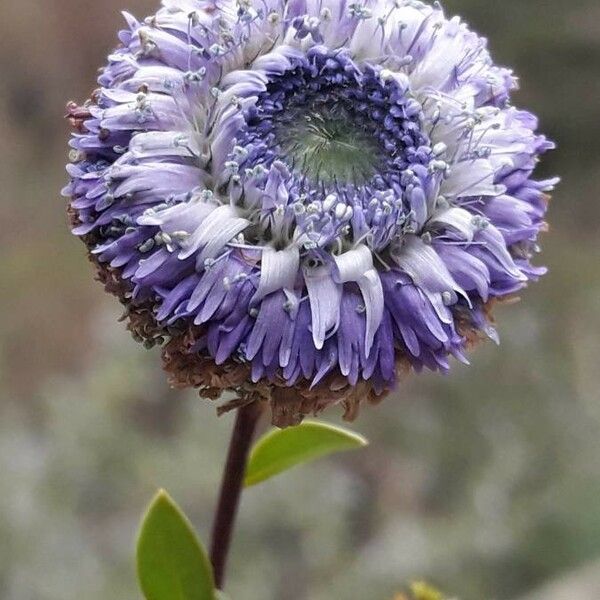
<box><xmin>64</xmin><ymin>0</ymin><xmax>556</xmax><ymax>596</ymax></box>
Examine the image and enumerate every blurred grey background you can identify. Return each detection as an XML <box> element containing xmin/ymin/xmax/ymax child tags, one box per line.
<box><xmin>0</xmin><ymin>1</ymin><xmax>599</xmax><ymax>599</ymax></box>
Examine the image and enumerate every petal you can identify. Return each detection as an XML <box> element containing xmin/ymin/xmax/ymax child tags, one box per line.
<box><xmin>197</xmin><ymin>218</ymin><xmax>250</xmax><ymax>265</ymax></box>
<box><xmin>333</xmin><ymin>245</ymin><xmax>384</xmax><ymax>354</ymax></box>
<box><xmin>357</xmin><ymin>269</ymin><xmax>384</xmax><ymax>355</ymax></box>
<box><xmin>434</xmin><ymin>243</ymin><xmax>490</xmax><ymax>300</ymax></box>
<box><xmin>111</xmin><ymin>163</ymin><xmax>205</xmax><ymax>198</ymax></box>
<box><xmin>475</xmin><ymin>224</ymin><xmax>527</xmax><ymax>280</ymax></box>
<box><xmin>252</xmin><ymin>245</ymin><xmax>300</xmax><ymax>303</ymax></box>
<box><xmin>129</xmin><ymin>131</ymin><xmax>202</xmax><ymax>161</ymax></box>
<box><xmin>246</xmin><ymin>294</ymin><xmax>283</xmax><ymax>361</ymax></box>
<box><xmin>428</xmin><ymin>206</ymin><xmax>477</xmax><ymax>241</ymax></box>
<box><xmin>333</xmin><ymin>245</ymin><xmax>373</xmax><ymax>283</ymax></box>
<box><xmin>138</xmin><ymin>197</ymin><xmax>216</xmax><ymax>232</ymax></box>
<box><xmin>441</xmin><ymin>159</ymin><xmax>505</xmax><ymax>198</ymax></box>
<box><xmin>392</xmin><ymin>234</ymin><xmax>468</xmax><ymax>311</ymax></box>
<box><xmin>178</xmin><ymin>205</ymin><xmax>249</xmax><ymax>261</ymax></box>
<box><xmin>337</xmin><ymin>293</ymin><xmax>365</xmax><ymax>379</ymax></box>
<box><xmin>303</xmin><ymin>264</ymin><xmax>342</xmax><ymax>350</ymax></box>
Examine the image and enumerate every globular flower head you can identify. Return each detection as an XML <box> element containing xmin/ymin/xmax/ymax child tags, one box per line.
<box><xmin>65</xmin><ymin>0</ymin><xmax>557</xmax><ymax>426</ymax></box>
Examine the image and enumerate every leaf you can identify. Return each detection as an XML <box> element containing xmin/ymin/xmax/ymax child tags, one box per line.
<box><xmin>136</xmin><ymin>489</ymin><xmax>215</xmax><ymax>600</ymax></box>
<box><xmin>410</xmin><ymin>582</ymin><xmax>445</xmax><ymax>600</ymax></box>
<box><xmin>244</xmin><ymin>420</ymin><xmax>368</xmax><ymax>487</ymax></box>
<box><xmin>215</xmin><ymin>593</ymin><xmax>232</xmax><ymax>600</ymax></box>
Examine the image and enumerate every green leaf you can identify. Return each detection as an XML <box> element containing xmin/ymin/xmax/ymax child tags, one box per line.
<box><xmin>410</xmin><ymin>582</ymin><xmax>445</xmax><ymax>600</ymax></box>
<box><xmin>244</xmin><ymin>420</ymin><xmax>368</xmax><ymax>487</ymax></box>
<box><xmin>136</xmin><ymin>489</ymin><xmax>215</xmax><ymax>600</ymax></box>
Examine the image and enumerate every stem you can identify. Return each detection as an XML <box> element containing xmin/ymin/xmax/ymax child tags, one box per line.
<box><xmin>210</xmin><ymin>400</ymin><xmax>264</xmax><ymax>590</ymax></box>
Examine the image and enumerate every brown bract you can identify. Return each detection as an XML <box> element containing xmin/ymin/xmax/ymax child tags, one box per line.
<box><xmin>161</xmin><ymin>322</ymin><xmax>413</xmax><ymax>427</ymax></box>
<box><xmin>65</xmin><ymin>97</ymin><xmax>98</xmax><ymax>133</ymax></box>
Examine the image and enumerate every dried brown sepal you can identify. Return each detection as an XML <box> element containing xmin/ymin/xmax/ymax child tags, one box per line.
<box><xmin>160</xmin><ymin>322</ymin><xmax>418</xmax><ymax>428</ymax></box>
<box><xmin>65</xmin><ymin>101</ymin><xmax>92</xmax><ymax>133</ymax></box>
<box><xmin>454</xmin><ymin>298</ymin><xmax>503</xmax><ymax>350</ymax></box>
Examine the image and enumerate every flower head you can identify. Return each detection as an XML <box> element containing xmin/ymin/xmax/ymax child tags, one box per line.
<box><xmin>65</xmin><ymin>0</ymin><xmax>556</xmax><ymax>425</ymax></box>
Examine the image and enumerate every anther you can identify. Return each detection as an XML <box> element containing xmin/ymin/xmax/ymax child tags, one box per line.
<box><xmin>293</xmin><ymin>202</ymin><xmax>306</xmax><ymax>216</ymax></box>
<box><xmin>197</xmin><ymin>189</ymin><xmax>213</xmax><ymax>202</ymax></box>
<box><xmin>209</xmin><ymin>44</ymin><xmax>226</xmax><ymax>57</ymax></box>
<box><xmin>349</xmin><ymin>3</ymin><xmax>373</xmax><ymax>20</ymax></box>
<box><xmin>138</xmin><ymin>238</ymin><xmax>155</xmax><ymax>253</ymax></box>
<box><xmin>432</xmin><ymin>142</ymin><xmax>447</xmax><ymax>157</ymax></box>
<box><xmin>334</xmin><ymin>204</ymin><xmax>347</xmax><ymax>220</ymax></box>
<box><xmin>224</xmin><ymin>160</ymin><xmax>240</xmax><ymax>174</ymax></box>
<box><xmin>69</xmin><ymin>149</ymin><xmax>84</xmax><ymax>162</ymax></box>
<box><xmin>267</xmin><ymin>11</ymin><xmax>281</xmax><ymax>26</ymax></box>
<box><xmin>471</xmin><ymin>215</ymin><xmax>489</xmax><ymax>230</ymax></box>
<box><xmin>442</xmin><ymin>291</ymin><xmax>454</xmax><ymax>306</ymax></box>
<box><xmin>323</xmin><ymin>194</ymin><xmax>337</xmax><ymax>212</ymax></box>
<box><xmin>320</xmin><ymin>8</ymin><xmax>332</xmax><ymax>21</ymax></box>
<box><xmin>171</xmin><ymin>231</ymin><xmax>190</xmax><ymax>242</ymax></box>
<box><xmin>232</xmin><ymin>146</ymin><xmax>248</xmax><ymax>159</ymax></box>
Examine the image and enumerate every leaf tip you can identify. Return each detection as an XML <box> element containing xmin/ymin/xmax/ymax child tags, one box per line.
<box><xmin>154</xmin><ymin>488</ymin><xmax>172</xmax><ymax>503</ymax></box>
<box><xmin>356</xmin><ymin>435</ymin><xmax>369</xmax><ymax>447</ymax></box>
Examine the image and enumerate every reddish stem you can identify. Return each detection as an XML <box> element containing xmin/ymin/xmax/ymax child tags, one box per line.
<box><xmin>209</xmin><ymin>401</ymin><xmax>264</xmax><ymax>590</ymax></box>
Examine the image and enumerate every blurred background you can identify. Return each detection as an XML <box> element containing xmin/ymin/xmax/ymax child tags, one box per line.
<box><xmin>0</xmin><ymin>1</ymin><xmax>599</xmax><ymax>598</ymax></box>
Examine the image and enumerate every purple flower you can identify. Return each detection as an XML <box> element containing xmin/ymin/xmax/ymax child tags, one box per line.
<box><xmin>64</xmin><ymin>0</ymin><xmax>556</xmax><ymax>426</ymax></box>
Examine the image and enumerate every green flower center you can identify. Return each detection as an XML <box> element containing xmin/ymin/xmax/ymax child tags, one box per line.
<box><xmin>276</xmin><ymin>104</ymin><xmax>382</xmax><ymax>185</ymax></box>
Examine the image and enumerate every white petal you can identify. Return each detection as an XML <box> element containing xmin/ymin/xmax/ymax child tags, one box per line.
<box><xmin>428</xmin><ymin>206</ymin><xmax>476</xmax><ymax>241</ymax></box>
<box><xmin>478</xmin><ymin>225</ymin><xmax>527</xmax><ymax>280</ymax></box>
<box><xmin>252</xmin><ymin>246</ymin><xmax>299</xmax><ymax>302</ymax></box>
<box><xmin>120</xmin><ymin>66</ymin><xmax>186</xmax><ymax>94</ymax></box>
<box><xmin>393</xmin><ymin>235</ymin><xmax>468</xmax><ymax>312</ymax></box>
<box><xmin>333</xmin><ymin>245</ymin><xmax>384</xmax><ymax>353</ymax></box>
<box><xmin>357</xmin><ymin>270</ymin><xmax>384</xmax><ymax>354</ymax></box>
<box><xmin>129</xmin><ymin>131</ymin><xmax>201</xmax><ymax>160</ymax></box>
<box><xmin>252</xmin><ymin>47</ymin><xmax>295</xmax><ymax>75</ymax></box>
<box><xmin>137</xmin><ymin>198</ymin><xmax>216</xmax><ymax>232</ymax></box>
<box><xmin>178</xmin><ymin>205</ymin><xmax>249</xmax><ymax>261</ymax></box>
<box><xmin>333</xmin><ymin>245</ymin><xmax>373</xmax><ymax>282</ymax></box>
<box><xmin>442</xmin><ymin>159</ymin><xmax>505</xmax><ymax>198</ymax></box>
<box><xmin>410</xmin><ymin>25</ymin><xmax>471</xmax><ymax>91</ymax></box>
<box><xmin>349</xmin><ymin>16</ymin><xmax>381</xmax><ymax>61</ymax></box>
<box><xmin>198</xmin><ymin>221</ymin><xmax>250</xmax><ymax>265</ymax></box>
<box><xmin>303</xmin><ymin>264</ymin><xmax>342</xmax><ymax>350</ymax></box>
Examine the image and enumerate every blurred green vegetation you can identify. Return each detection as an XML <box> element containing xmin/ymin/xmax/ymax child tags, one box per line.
<box><xmin>0</xmin><ymin>1</ymin><xmax>599</xmax><ymax>599</ymax></box>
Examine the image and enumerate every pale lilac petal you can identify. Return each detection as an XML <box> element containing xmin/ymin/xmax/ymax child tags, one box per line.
<box><xmin>392</xmin><ymin>235</ymin><xmax>467</xmax><ymax>311</ymax></box>
<box><xmin>441</xmin><ymin>160</ymin><xmax>505</xmax><ymax>199</ymax></box>
<box><xmin>253</xmin><ymin>246</ymin><xmax>300</xmax><ymax>302</ymax></box>
<box><xmin>428</xmin><ymin>207</ymin><xmax>477</xmax><ymax>241</ymax></box>
<box><xmin>333</xmin><ymin>245</ymin><xmax>384</xmax><ymax>353</ymax></box>
<box><xmin>303</xmin><ymin>264</ymin><xmax>342</xmax><ymax>350</ymax></box>
<box><xmin>178</xmin><ymin>205</ymin><xmax>249</xmax><ymax>261</ymax></box>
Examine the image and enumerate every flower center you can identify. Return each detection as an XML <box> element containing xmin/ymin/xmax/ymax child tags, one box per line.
<box><xmin>237</xmin><ymin>48</ymin><xmax>430</xmax><ymax>193</ymax></box>
<box><xmin>275</xmin><ymin>102</ymin><xmax>382</xmax><ymax>185</ymax></box>
<box><xmin>228</xmin><ymin>48</ymin><xmax>434</xmax><ymax>250</ymax></box>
